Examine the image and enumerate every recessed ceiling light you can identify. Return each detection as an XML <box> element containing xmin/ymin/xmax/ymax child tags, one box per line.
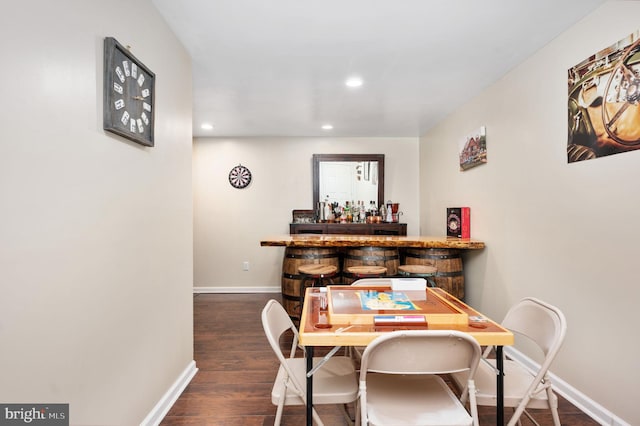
<box><xmin>321</xmin><ymin>124</ymin><xmax>334</xmax><ymax>130</ymax></box>
<box><xmin>201</xmin><ymin>123</ymin><xmax>214</xmax><ymax>130</ymax></box>
<box><xmin>345</xmin><ymin>76</ymin><xmax>363</xmax><ymax>88</ymax></box>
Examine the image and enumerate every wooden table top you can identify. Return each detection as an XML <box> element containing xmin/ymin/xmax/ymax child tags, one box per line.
<box><xmin>260</xmin><ymin>234</ymin><xmax>485</xmax><ymax>249</ymax></box>
<box><xmin>299</xmin><ymin>286</ymin><xmax>512</xmax><ymax>347</ymax></box>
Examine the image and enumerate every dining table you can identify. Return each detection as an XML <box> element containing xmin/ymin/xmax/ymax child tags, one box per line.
<box><xmin>298</xmin><ymin>284</ymin><xmax>514</xmax><ymax>426</ymax></box>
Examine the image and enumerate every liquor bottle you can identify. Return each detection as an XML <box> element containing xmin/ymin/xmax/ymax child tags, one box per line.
<box><xmin>351</xmin><ymin>201</ymin><xmax>359</xmax><ymax>223</ymax></box>
<box><xmin>379</xmin><ymin>203</ymin><xmax>387</xmax><ymax>221</ymax></box>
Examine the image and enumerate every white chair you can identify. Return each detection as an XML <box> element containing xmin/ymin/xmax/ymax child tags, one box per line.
<box><xmin>451</xmin><ymin>297</ymin><xmax>567</xmax><ymax>426</ymax></box>
<box><xmin>350</xmin><ymin>278</ymin><xmax>393</xmax><ymax>287</ymax></box>
<box><xmin>261</xmin><ymin>299</ymin><xmax>358</xmax><ymax>426</ymax></box>
<box><xmin>357</xmin><ymin>330</ymin><xmax>482</xmax><ymax>426</ymax></box>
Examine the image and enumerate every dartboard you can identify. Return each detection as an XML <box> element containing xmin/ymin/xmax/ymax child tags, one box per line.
<box><xmin>228</xmin><ymin>164</ymin><xmax>252</xmax><ymax>188</ymax></box>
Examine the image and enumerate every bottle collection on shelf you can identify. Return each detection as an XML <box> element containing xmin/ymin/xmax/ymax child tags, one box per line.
<box><xmin>317</xmin><ymin>200</ymin><xmax>402</xmax><ymax>223</ymax></box>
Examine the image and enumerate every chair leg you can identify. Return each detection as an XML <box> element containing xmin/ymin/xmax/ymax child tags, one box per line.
<box><xmin>547</xmin><ymin>387</ymin><xmax>562</xmax><ymax>426</ymax></box>
<box><xmin>273</xmin><ymin>395</ymin><xmax>285</xmax><ymax>426</ymax></box>
<box><xmin>507</xmin><ymin>405</ymin><xmax>526</xmax><ymax>426</ymax></box>
<box><xmin>358</xmin><ymin>388</ymin><xmax>368</xmax><ymax>426</ymax></box>
<box><xmin>340</xmin><ymin>403</ymin><xmax>354</xmax><ymax>425</ymax></box>
<box><xmin>299</xmin><ymin>277</ymin><xmax>310</xmax><ymax>317</ymax></box>
<box><xmin>468</xmin><ymin>380</ymin><xmax>479</xmax><ymax>426</ymax></box>
<box><xmin>311</xmin><ymin>407</ymin><xmax>324</xmax><ymax>426</ymax></box>
<box><xmin>522</xmin><ymin>410</ymin><xmax>540</xmax><ymax>426</ymax></box>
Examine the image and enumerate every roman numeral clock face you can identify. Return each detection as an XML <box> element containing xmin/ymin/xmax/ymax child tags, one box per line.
<box><xmin>103</xmin><ymin>37</ymin><xmax>155</xmax><ymax>146</ymax></box>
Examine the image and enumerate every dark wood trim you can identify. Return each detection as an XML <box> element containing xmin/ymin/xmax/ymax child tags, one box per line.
<box><xmin>290</xmin><ymin>222</ymin><xmax>406</xmax><ymax>235</ymax></box>
<box><xmin>312</xmin><ymin>153</ymin><xmax>385</xmax><ymax>209</ymax></box>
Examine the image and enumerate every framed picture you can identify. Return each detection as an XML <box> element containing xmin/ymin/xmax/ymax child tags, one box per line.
<box><xmin>459</xmin><ymin>126</ymin><xmax>487</xmax><ymax>171</ymax></box>
<box><xmin>568</xmin><ymin>30</ymin><xmax>640</xmax><ymax>162</ymax></box>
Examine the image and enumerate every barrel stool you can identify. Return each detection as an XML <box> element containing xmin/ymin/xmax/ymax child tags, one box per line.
<box><xmin>397</xmin><ymin>264</ymin><xmax>438</xmax><ymax>288</ymax></box>
<box><xmin>344</xmin><ymin>265</ymin><xmax>388</xmax><ymax>281</ymax></box>
<box><xmin>281</xmin><ymin>247</ymin><xmax>340</xmax><ymax>322</ymax></box>
<box><xmin>402</xmin><ymin>248</ymin><xmax>465</xmax><ymax>299</ymax></box>
<box><xmin>297</xmin><ymin>264</ymin><xmax>338</xmax><ymax>315</ymax></box>
<box><xmin>342</xmin><ymin>246</ymin><xmax>399</xmax><ymax>284</ymax></box>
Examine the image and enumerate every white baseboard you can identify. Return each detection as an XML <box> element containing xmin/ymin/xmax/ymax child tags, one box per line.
<box><xmin>504</xmin><ymin>347</ymin><xmax>629</xmax><ymax>426</ymax></box>
<box><xmin>194</xmin><ymin>286</ymin><xmax>281</xmax><ymax>294</ymax></box>
<box><xmin>140</xmin><ymin>360</ymin><xmax>198</xmax><ymax>426</ymax></box>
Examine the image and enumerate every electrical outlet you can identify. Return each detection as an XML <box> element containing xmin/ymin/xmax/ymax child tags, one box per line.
<box><xmin>242</xmin><ymin>261</ymin><xmax>250</xmax><ymax>271</ymax></box>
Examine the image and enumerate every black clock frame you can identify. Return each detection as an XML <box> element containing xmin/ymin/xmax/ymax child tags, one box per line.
<box><xmin>103</xmin><ymin>37</ymin><xmax>155</xmax><ymax>147</ymax></box>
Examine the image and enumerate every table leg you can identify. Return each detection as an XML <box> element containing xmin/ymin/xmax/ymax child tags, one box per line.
<box><xmin>306</xmin><ymin>346</ymin><xmax>314</xmax><ymax>426</ymax></box>
<box><xmin>496</xmin><ymin>345</ymin><xmax>504</xmax><ymax>426</ymax></box>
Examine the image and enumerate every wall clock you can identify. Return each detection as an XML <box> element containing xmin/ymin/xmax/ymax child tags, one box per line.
<box><xmin>447</xmin><ymin>211</ymin><xmax>461</xmax><ymax>237</ymax></box>
<box><xmin>103</xmin><ymin>37</ymin><xmax>155</xmax><ymax>147</ymax></box>
<box><xmin>228</xmin><ymin>164</ymin><xmax>252</xmax><ymax>189</ymax></box>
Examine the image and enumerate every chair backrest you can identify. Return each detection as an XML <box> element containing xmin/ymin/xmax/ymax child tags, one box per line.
<box><xmin>350</xmin><ymin>278</ymin><xmax>393</xmax><ymax>287</ymax></box>
<box><xmin>499</xmin><ymin>298</ymin><xmax>567</xmax><ymax>425</ymax></box>
<box><xmin>262</xmin><ymin>299</ymin><xmax>301</xmax><ymax>362</ymax></box>
<box><xmin>502</xmin><ymin>297</ymin><xmax>567</xmax><ymax>360</ymax></box>
<box><xmin>261</xmin><ymin>299</ymin><xmax>309</xmax><ymax>403</ymax></box>
<box><xmin>360</xmin><ymin>330</ymin><xmax>481</xmax><ymax>376</ymax></box>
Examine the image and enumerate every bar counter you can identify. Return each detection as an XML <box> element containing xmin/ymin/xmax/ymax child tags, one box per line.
<box><xmin>262</xmin><ymin>234</ymin><xmax>485</xmax><ymax>313</ymax></box>
<box><xmin>260</xmin><ymin>234</ymin><xmax>485</xmax><ymax>249</ymax></box>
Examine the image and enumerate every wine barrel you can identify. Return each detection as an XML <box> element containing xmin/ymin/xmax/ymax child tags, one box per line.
<box><xmin>403</xmin><ymin>248</ymin><xmax>465</xmax><ymax>299</ymax></box>
<box><xmin>342</xmin><ymin>246</ymin><xmax>399</xmax><ymax>284</ymax></box>
<box><xmin>281</xmin><ymin>247</ymin><xmax>340</xmax><ymax>321</ymax></box>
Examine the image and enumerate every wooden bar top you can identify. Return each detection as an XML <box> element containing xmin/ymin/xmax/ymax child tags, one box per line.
<box><xmin>260</xmin><ymin>234</ymin><xmax>485</xmax><ymax>249</ymax></box>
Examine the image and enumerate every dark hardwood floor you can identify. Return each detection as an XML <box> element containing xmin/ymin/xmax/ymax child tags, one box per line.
<box><xmin>161</xmin><ymin>293</ymin><xmax>599</xmax><ymax>425</ymax></box>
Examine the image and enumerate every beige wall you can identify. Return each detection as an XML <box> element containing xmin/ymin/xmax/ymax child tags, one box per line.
<box><xmin>193</xmin><ymin>137</ymin><xmax>419</xmax><ymax>290</ymax></box>
<box><xmin>420</xmin><ymin>2</ymin><xmax>638</xmax><ymax>424</ymax></box>
<box><xmin>0</xmin><ymin>1</ymin><xmax>193</xmax><ymax>424</ymax></box>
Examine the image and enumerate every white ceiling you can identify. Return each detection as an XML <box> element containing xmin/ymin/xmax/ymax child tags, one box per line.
<box><xmin>152</xmin><ymin>0</ymin><xmax>606</xmax><ymax>138</ymax></box>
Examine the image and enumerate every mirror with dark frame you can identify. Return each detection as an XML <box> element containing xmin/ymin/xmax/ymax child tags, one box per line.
<box><xmin>312</xmin><ymin>153</ymin><xmax>384</xmax><ymax>210</ymax></box>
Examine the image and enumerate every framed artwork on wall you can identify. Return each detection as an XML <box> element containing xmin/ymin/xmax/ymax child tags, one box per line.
<box><xmin>568</xmin><ymin>30</ymin><xmax>640</xmax><ymax>163</ymax></box>
<box><xmin>459</xmin><ymin>126</ymin><xmax>487</xmax><ymax>171</ymax></box>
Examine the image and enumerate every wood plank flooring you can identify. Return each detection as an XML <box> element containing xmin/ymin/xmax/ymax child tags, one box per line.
<box><xmin>161</xmin><ymin>293</ymin><xmax>599</xmax><ymax>425</ymax></box>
